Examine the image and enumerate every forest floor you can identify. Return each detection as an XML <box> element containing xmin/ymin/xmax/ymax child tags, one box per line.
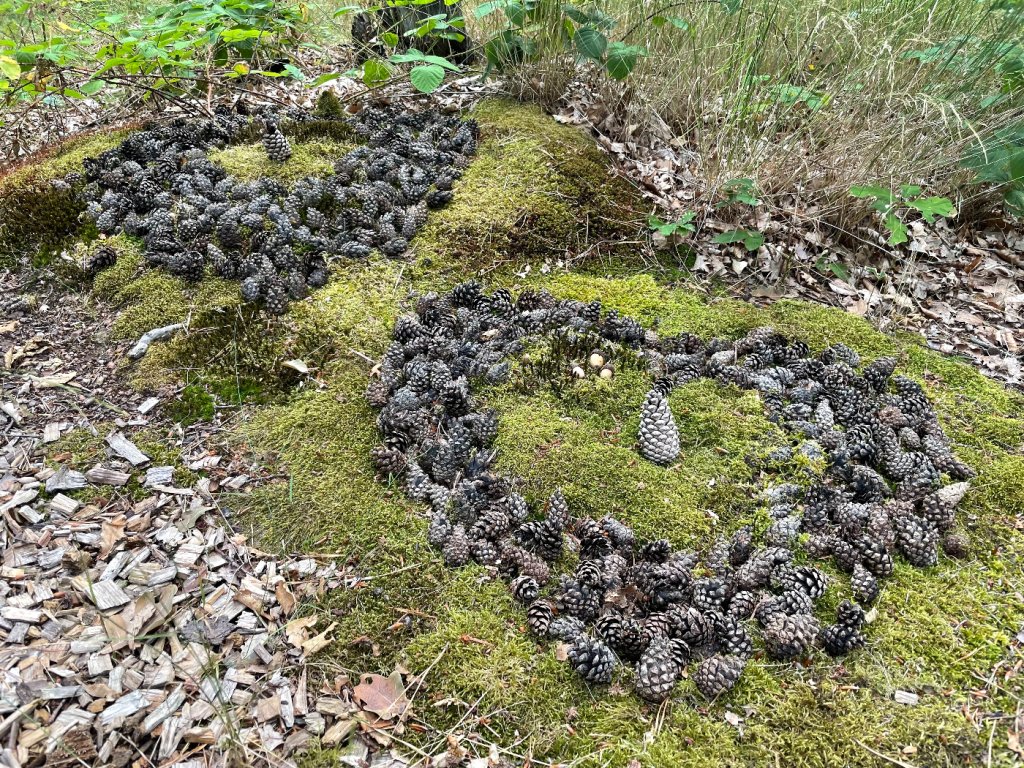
<box><xmin>1</xmin><ymin>94</ymin><xmax>1023</xmax><ymax>768</ymax></box>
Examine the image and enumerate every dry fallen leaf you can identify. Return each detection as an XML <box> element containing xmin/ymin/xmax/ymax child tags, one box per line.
<box><xmin>352</xmin><ymin>670</ymin><xmax>410</xmax><ymax>721</ymax></box>
<box><xmin>276</xmin><ymin>581</ymin><xmax>296</xmax><ymax>615</ymax></box>
<box><xmin>285</xmin><ymin>615</ymin><xmax>318</xmax><ymax>648</ymax></box>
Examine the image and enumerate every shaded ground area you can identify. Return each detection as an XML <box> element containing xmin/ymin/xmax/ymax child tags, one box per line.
<box><xmin>2</xmin><ymin>98</ymin><xmax>1022</xmax><ymax>767</ymax></box>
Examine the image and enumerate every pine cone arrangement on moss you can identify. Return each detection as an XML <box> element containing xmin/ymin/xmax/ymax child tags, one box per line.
<box><xmin>364</xmin><ymin>282</ymin><xmax>973</xmax><ymax>704</ymax></box>
<box><xmin>76</xmin><ymin>103</ymin><xmax>476</xmax><ymax>316</ymax></box>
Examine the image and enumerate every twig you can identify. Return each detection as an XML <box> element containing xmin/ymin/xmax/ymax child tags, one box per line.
<box><xmin>853</xmin><ymin>740</ymin><xmax>920</xmax><ymax>768</ymax></box>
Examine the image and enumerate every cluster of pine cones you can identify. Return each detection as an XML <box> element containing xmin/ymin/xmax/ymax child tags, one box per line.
<box><xmin>71</xmin><ymin>104</ymin><xmax>478</xmax><ymax>314</ymax></box>
<box><xmin>368</xmin><ymin>283</ymin><xmax>973</xmax><ymax>702</ymax></box>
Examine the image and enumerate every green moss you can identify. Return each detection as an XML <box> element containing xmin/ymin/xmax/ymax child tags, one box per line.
<box><xmin>410</xmin><ymin>99</ymin><xmax>645</xmax><ymax>284</ymax></box>
<box><xmin>0</xmin><ymin>129</ymin><xmax>137</xmax><ymax>265</ymax></box>
<box><xmin>168</xmin><ymin>384</ymin><xmax>216</xmax><ymax>425</ymax></box>
<box><xmin>209</xmin><ymin>137</ymin><xmax>357</xmax><ymax>183</ymax></box>
<box><xmin>0</xmin><ymin>128</ymin><xmax>134</xmax><ymax>192</ymax></box>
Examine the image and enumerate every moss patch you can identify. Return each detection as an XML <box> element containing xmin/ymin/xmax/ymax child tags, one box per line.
<box><xmin>411</xmin><ymin>99</ymin><xmax>646</xmax><ymax>284</ymax></box>
<box><xmin>0</xmin><ymin>129</ymin><xmax>137</xmax><ymax>265</ymax></box>
<box><xmin>209</xmin><ymin>137</ymin><xmax>357</xmax><ymax>183</ymax></box>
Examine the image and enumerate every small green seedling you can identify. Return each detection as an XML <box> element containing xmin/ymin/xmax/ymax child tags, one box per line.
<box><xmin>648</xmin><ymin>211</ymin><xmax>697</xmax><ymax>238</ymax></box>
<box><xmin>713</xmin><ymin>228</ymin><xmax>764</xmax><ymax>252</ymax></box>
<box><xmin>849</xmin><ymin>184</ymin><xmax>957</xmax><ymax>245</ymax></box>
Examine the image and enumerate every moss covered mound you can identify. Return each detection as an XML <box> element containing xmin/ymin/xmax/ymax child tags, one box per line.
<box><xmin>21</xmin><ymin>98</ymin><xmax>1022</xmax><ymax>766</ymax></box>
<box><xmin>238</xmin><ymin>273</ymin><xmax>1023</xmax><ymax>768</ymax></box>
<box><xmin>411</xmin><ymin>99</ymin><xmax>646</xmax><ymax>282</ymax></box>
<box><xmin>0</xmin><ymin>129</ymin><xmax>143</xmax><ymax>265</ymax></box>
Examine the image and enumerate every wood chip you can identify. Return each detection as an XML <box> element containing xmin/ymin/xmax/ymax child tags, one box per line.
<box><xmin>42</xmin><ymin>422</ymin><xmax>62</xmax><ymax>443</ymax></box>
<box><xmin>893</xmin><ymin>690</ymin><xmax>919</xmax><ymax>706</ymax></box>
<box><xmin>49</xmin><ymin>493</ymin><xmax>81</xmax><ymax>516</ymax></box>
<box><xmin>145</xmin><ymin>466</ymin><xmax>174</xmax><ymax>487</ymax></box>
<box><xmin>46</xmin><ymin>465</ymin><xmax>88</xmax><ymax>493</ymax></box>
<box><xmin>138</xmin><ymin>397</ymin><xmax>160</xmax><ymax>415</ymax></box>
<box><xmin>105</xmin><ymin>431</ymin><xmax>150</xmax><ymax>466</ymax></box>
<box><xmin>71</xmin><ymin>576</ymin><xmax>130</xmax><ymax>610</ymax></box>
<box><xmin>86</xmin><ymin>465</ymin><xmax>132</xmax><ymax>487</ymax></box>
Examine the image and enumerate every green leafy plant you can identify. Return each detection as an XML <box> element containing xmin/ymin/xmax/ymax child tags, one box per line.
<box><xmin>718</xmin><ymin>177</ymin><xmax>761</xmax><ymax>207</ymax></box>
<box><xmin>332</xmin><ymin>2</ymin><xmax>463</xmax><ymax>93</ymax></box>
<box><xmin>713</xmin><ymin>228</ymin><xmax>764</xmax><ymax>252</ymax></box>
<box><xmin>962</xmin><ymin>124</ymin><xmax>1024</xmax><ymax>214</ymax></box>
<box><xmin>648</xmin><ymin>211</ymin><xmax>697</xmax><ymax>237</ymax></box>
<box><xmin>0</xmin><ymin>0</ymin><xmax>312</xmax><ymax>113</ymax></box>
<box><xmin>849</xmin><ymin>184</ymin><xmax>957</xmax><ymax>245</ymax></box>
<box><xmin>476</xmin><ymin>0</ymin><xmax>647</xmax><ymax>81</ymax></box>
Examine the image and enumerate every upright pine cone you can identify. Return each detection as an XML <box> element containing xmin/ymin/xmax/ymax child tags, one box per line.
<box><xmin>635</xmin><ymin>637</ymin><xmax>687</xmax><ymax>702</ymax></box>
<box><xmin>262</xmin><ymin>120</ymin><xmax>293</xmax><ymax>161</ymax></box>
<box><xmin>638</xmin><ymin>389</ymin><xmax>680</xmax><ymax>465</ymax></box>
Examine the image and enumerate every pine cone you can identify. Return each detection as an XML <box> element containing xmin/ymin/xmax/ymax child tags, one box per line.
<box><xmin>638</xmin><ymin>390</ymin><xmax>680</xmax><ymax>465</ymax></box>
<box><xmin>693</xmin><ymin>654</ymin><xmax>746</xmax><ymax>699</ymax></box>
<box><xmin>567</xmin><ymin>636</ymin><xmax>616</xmax><ymax>684</ymax></box>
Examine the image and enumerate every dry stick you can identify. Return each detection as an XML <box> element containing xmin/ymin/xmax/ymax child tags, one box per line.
<box><xmin>853</xmin><ymin>740</ymin><xmax>920</xmax><ymax>768</ymax></box>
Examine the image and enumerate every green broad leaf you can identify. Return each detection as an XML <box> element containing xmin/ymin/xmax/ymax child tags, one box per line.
<box><xmin>605</xmin><ymin>42</ymin><xmax>645</xmax><ymax>80</ymax></box>
<box><xmin>504</xmin><ymin>1</ymin><xmax>527</xmax><ymax>26</ymax></box>
<box><xmin>332</xmin><ymin>5</ymin><xmax>363</xmax><ymax>16</ymax></box>
<box><xmin>62</xmin><ymin>88</ymin><xmax>85</xmax><ymax>99</ymax></box>
<box><xmin>849</xmin><ymin>185</ymin><xmax>893</xmax><ymax>203</ymax></box>
<box><xmin>0</xmin><ymin>55</ymin><xmax>19</xmax><ymax>80</ymax></box>
<box><xmin>474</xmin><ymin>0</ymin><xmax>506</xmax><ymax>18</ymax></box>
<box><xmin>815</xmin><ymin>257</ymin><xmax>849</xmax><ymax>280</ymax></box>
<box><xmin>381</xmin><ymin>31</ymin><xmax>400</xmax><ymax>47</ymax></box>
<box><xmin>284</xmin><ymin>64</ymin><xmax>305</xmax><ymax>80</ymax></box>
<box><xmin>713</xmin><ymin>229</ymin><xmax>763</xmax><ymax>251</ymax></box>
<box><xmin>721</xmin><ymin>0</ymin><xmax>742</xmax><ymax>12</ymax></box>
<box><xmin>409</xmin><ymin>63</ymin><xmax>445</xmax><ymax>93</ymax></box>
<box><xmin>310</xmin><ymin>72</ymin><xmax>343</xmax><ymax>86</ymax></box>
<box><xmin>574</xmin><ymin>28</ymin><xmax>607</xmax><ymax>61</ymax></box>
<box><xmin>81</xmin><ymin>79</ymin><xmax>105</xmax><ymax>95</ymax></box>
<box><xmin>652</xmin><ymin>15</ymin><xmax>691</xmax><ymax>31</ymax></box>
<box><xmin>362</xmin><ymin>58</ymin><xmax>391</xmax><ymax>85</ymax></box>
<box><xmin>220</xmin><ymin>28</ymin><xmax>263</xmax><ymax>42</ymax></box>
<box><xmin>899</xmin><ymin>183</ymin><xmax>922</xmax><ymax>199</ymax></box>
<box><xmin>884</xmin><ymin>213</ymin><xmax>908</xmax><ymax>245</ymax></box>
<box><xmin>907</xmin><ymin>196</ymin><xmax>957</xmax><ymax>223</ymax></box>
<box><xmin>390</xmin><ymin>49</ymin><xmax>460</xmax><ymax>71</ymax></box>
<box><xmin>1003</xmin><ymin>187</ymin><xmax>1024</xmax><ymax>215</ymax></box>
<box><xmin>1008</xmin><ymin>149</ymin><xmax>1024</xmax><ymax>182</ymax></box>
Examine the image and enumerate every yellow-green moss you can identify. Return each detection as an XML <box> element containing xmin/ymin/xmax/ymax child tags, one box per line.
<box><xmin>208</xmin><ymin>137</ymin><xmax>357</xmax><ymax>183</ymax></box>
<box><xmin>410</xmin><ymin>99</ymin><xmax>645</xmax><ymax>284</ymax></box>
<box><xmin>0</xmin><ymin>129</ymin><xmax>139</xmax><ymax>265</ymax></box>
<box><xmin>0</xmin><ymin>128</ymin><xmax>134</xmax><ymax>193</ymax></box>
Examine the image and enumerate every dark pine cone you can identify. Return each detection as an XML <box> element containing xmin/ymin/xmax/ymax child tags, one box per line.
<box><xmin>693</xmin><ymin>654</ymin><xmax>746</xmax><ymax>699</ymax></box>
<box><xmin>86</xmin><ymin>244</ymin><xmax>118</xmax><ymax>274</ymax></box>
<box><xmin>567</xmin><ymin>636</ymin><xmax>616</xmax><ymax>685</ymax></box>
